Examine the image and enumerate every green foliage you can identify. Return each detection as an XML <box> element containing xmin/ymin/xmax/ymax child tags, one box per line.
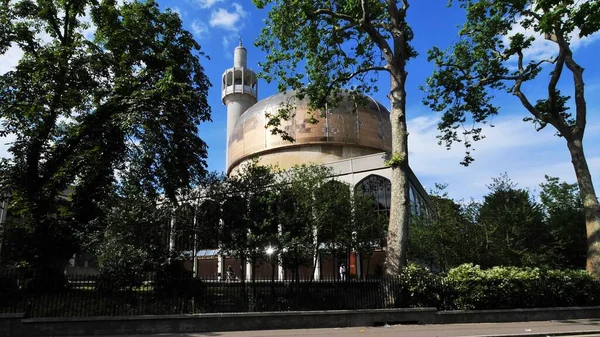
<box><xmin>477</xmin><ymin>174</ymin><xmax>548</xmax><ymax>267</ymax></box>
<box><xmin>315</xmin><ymin>180</ymin><xmax>353</xmax><ymax>255</ymax></box>
<box><xmin>540</xmin><ymin>175</ymin><xmax>586</xmax><ymax>269</ymax></box>
<box><xmin>384</xmin><ymin>152</ymin><xmax>406</xmax><ymax>168</ymax></box>
<box><xmin>409</xmin><ymin>174</ymin><xmax>586</xmax><ymax>271</ymax></box>
<box><xmin>352</xmin><ymin>191</ymin><xmax>387</xmax><ymax>257</ymax></box>
<box><xmin>409</xmin><ymin>194</ymin><xmax>481</xmax><ymax>272</ymax></box>
<box><xmin>96</xmin><ymin>234</ymin><xmax>147</xmax><ymax>293</ymax></box>
<box><xmin>216</xmin><ymin>162</ymin><xmax>387</xmax><ymax>279</ymax></box>
<box><xmin>0</xmin><ymin>0</ymin><xmax>211</xmax><ymax>268</ymax></box>
<box><xmin>445</xmin><ymin>264</ymin><xmax>600</xmax><ymax>310</ymax></box>
<box><xmin>397</xmin><ymin>263</ymin><xmax>446</xmax><ymax>308</ymax></box>
<box><xmin>425</xmin><ymin>0</ymin><xmax>600</xmax><ymax>275</ymax></box>
<box><xmin>253</xmin><ymin>0</ymin><xmax>417</xmax><ymax>275</ymax></box>
<box><xmin>220</xmin><ymin>160</ymin><xmax>280</xmax><ymax>273</ymax></box>
<box><xmin>277</xmin><ymin>164</ymin><xmax>331</xmax><ymax>274</ymax></box>
<box><xmin>424</xmin><ymin>0</ymin><xmax>599</xmax><ymax>163</ymax></box>
<box><xmin>384</xmin><ymin>264</ymin><xmax>600</xmax><ymax>310</ymax></box>
<box><xmin>253</xmin><ymin>0</ymin><xmax>415</xmax><ymax>110</ymax></box>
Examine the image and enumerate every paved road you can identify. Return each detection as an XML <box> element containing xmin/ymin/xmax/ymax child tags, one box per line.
<box><xmin>92</xmin><ymin>319</ymin><xmax>600</xmax><ymax>337</ymax></box>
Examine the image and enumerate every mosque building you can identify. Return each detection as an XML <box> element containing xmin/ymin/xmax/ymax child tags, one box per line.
<box><xmin>192</xmin><ymin>43</ymin><xmax>430</xmax><ymax>280</ymax></box>
<box><xmin>223</xmin><ymin>42</ymin><xmax>429</xmax><ymax>211</ymax></box>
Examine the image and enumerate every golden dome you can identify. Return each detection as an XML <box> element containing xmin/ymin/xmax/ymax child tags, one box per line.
<box><xmin>227</xmin><ymin>91</ymin><xmax>392</xmax><ymax>175</ymax></box>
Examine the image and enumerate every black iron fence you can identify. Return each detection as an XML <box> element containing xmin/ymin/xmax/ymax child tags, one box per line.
<box><xmin>3</xmin><ymin>268</ymin><xmax>600</xmax><ymax>318</ymax></box>
<box><xmin>0</xmin><ymin>269</ymin><xmax>423</xmax><ymax>318</ymax></box>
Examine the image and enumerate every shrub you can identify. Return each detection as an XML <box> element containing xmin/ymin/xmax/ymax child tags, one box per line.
<box><xmin>444</xmin><ymin>264</ymin><xmax>600</xmax><ymax>310</ymax></box>
<box><xmin>154</xmin><ymin>261</ymin><xmax>205</xmax><ymax>297</ymax></box>
<box><xmin>397</xmin><ymin>263</ymin><xmax>446</xmax><ymax>308</ymax></box>
<box><xmin>96</xmin><ymin>238</ymin><xmax>147</xmax><ymax>293</ymax></box>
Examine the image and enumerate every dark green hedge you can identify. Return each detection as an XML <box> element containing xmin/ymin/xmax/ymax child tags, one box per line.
<box><xmin>397</xmin><ymin>264</ymin><xmax>600</xmax><ymax>310</ymax></box>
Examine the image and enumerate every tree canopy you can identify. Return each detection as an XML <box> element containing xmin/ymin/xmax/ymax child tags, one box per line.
<box><xmin>0</xmin><ymin>0</ymin><xmax>211</xmax><ymax>269</ymax></box>
<box><xmin>424</xmin><ymin>0</ymin><xmax>600</xmax><ymax>274</ymax></box>
<box><xmin>253</xmin><ymin>0</ymin><xmax>416</xmax><ymax>274</ymax></box>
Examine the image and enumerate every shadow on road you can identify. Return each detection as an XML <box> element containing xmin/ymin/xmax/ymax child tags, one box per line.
<box><xmin>557</xmin><ymin>319</ymin><xmax>600</xmax><ymax>326</ymax></box>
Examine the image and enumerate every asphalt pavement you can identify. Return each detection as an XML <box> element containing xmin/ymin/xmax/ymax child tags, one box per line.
<box><xmin>90</xmin><ymin>319</ymin><xmax>600</xmax><ymax>337</ymax></box>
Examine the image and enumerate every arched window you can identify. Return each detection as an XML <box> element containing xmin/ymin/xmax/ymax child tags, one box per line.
<box><xmin>355</xmin><ymin>175</ymin><xmax>391</xmax><ymax>219</ymax></box>
<box><xmin>234</xmin><ymin>69</ymin><xmax>243</xmax><ymax>85</ymax></box>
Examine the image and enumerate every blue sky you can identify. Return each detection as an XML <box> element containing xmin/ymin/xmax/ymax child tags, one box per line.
<box><xmin>1</xmin><ymin>0</ymin><xmax>599</xmax><ymax>201</ymax></box>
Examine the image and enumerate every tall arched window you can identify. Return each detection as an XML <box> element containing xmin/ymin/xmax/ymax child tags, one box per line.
<box><xmin>355</xmin><ymin>175</ymin><xmax>391</xmax><ymax>219</ymax></box>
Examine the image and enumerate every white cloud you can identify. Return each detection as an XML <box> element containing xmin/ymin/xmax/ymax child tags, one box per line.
<box><xmin>191</xmin><ymin>20</ymin><xmax>208</xmax><ymax>38</ymax></box>
<box><xmin>196</xmin><ymin>0</ymin><xmax>224</xmax><ymax>9</ymax></box>
<box><xmin>171</xmin><ymin>6</ymin><xmax>183</xmax><ymax>18</ymax></box>
<box><xmin>0</xmin><ymin>134</ymin><xmax>15</xmax><ymax>159</ymax></box>
<box><xmin>209</xmin><ymin>3</ymin><xmax>247</xmax><ymax>32</ymax></box>
<box><xmin>0</xmin><ymin>44</ymin><xmax>24</xmax><ymax>75</ymax></box>
<box><xmin>407</xmin><ymin>113</ymin><xmax>600</xmax><ymax>201</ymax></box>
<box><xmin>222</xmin><ymin>35</ymin><xmax>234</xmax><ymax>58</ymax></box>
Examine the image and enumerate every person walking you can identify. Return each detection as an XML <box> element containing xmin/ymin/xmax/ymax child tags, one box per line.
<box><xmin>227</xmin><ymin>265</ymin><xmax>235</xmax><ymax>281</ymax></box>
<box><xmin>339</xmin><ymin>263</ymin><xmax>346</xmax><ymax>281</ymax></box>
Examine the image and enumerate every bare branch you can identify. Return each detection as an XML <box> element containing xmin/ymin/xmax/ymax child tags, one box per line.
<box><xmin>564</xmin><ymin>51</ymin><xmax>586</xmax><ymax>138</ymax></box>
<box><xmin>513</xmin><ymin>50</ymin><xmax>572</xmax><ymax>139</ymax></box>
<box><xmin>478</xmin><ymin>59</ymin><xmax>555</xmax><ymax>86</ymax></box>
<box><xmin>547</xmin><ymin>47</ymin><xmax>566</xmax><ymax>117</ymax></box>
<box><xmin>361</xmin><ymin>0</ymin><xmax>367</xmax><ymax>23</ymax></box>
<box><xmin>513</xmin><ymin>50</ymin><xmax>547</xmax><ymax>123</ymax></box>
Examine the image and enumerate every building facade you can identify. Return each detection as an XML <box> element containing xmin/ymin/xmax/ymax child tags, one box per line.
<box><xmin>192</xmin><ymin>43</ymin><xmax>430</xmax><ymax>280</ymax></box>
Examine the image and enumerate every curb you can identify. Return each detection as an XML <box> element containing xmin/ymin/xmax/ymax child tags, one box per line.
<box><xmin>470</xmin><ymin>330</ymin><xmax>600</xmax><ymax>337</ymax></box>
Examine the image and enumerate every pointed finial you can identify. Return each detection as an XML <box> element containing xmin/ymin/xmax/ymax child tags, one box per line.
<box><xmin>239</xmin><ymin>36</ymin><xmax>243</xmax><ymax>47</ymax></box>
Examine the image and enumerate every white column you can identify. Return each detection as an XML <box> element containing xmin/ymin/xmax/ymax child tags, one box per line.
<box><xmin>217</xmin><ymin>254</ymin><xmax>225</xmax><ymax>281</ymax></box>
<box><xmin>278</xmin><ymin>261</ymin><xmax>284</xmax><ymax>281</ymax></box>
<box><xmin>168</xmin><ymin>210</ymin><xmax>176</xmax><ymax>253</ymax></box>
<box><xmin>217</xmin><ymin>218</ymin><xmax>225</xmax><ymax>280</ymax></box>
<box><xmin>313</xmin><ymin>254</ymin><xmax>321</xmax><ymax>280</ymax></box>
<box><xmin>192</xmin><ymin>206</ymin><xmax>198</xmax><ymax>277</ymax></box>
<box><xmin>246</xmin><ymin>260</ymin><xmax>253</xmax><ymax>280</ymax></box>
<box><xmin>313</xmin><ymin>227</ymin><xmax>320</xmax><ymax>280</ymax></box>
<box><xmin>277</xmin><ymin>224</ymin><xmax>284</xmax><ymax>281</ymax></box>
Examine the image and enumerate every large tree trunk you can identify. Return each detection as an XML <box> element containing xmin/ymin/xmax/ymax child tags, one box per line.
<box><xmin>384</xmin><ymin>75</ymin><xmax>410</xmax><ymax>276</ymax></box>
<box><xmin>567</xmin><ymin>138</ymin><xmax>600</xmax><ymax>275</ymax></box>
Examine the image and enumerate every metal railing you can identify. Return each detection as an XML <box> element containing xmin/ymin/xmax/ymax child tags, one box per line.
<box><xmin>3</xmin><ymin>268</ymin><xmax>600</xmax><ymax>318</ymax></box>
<box><xmin>0</xmin><ymin>269</ymin><xmax>411</xmax><ymax>317</ymax></box>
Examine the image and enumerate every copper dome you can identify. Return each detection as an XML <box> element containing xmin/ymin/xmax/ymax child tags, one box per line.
<box><xmin>227</xmin><ymin>91</ymin><xmax>392</xmax><ymax>175</ymax></box>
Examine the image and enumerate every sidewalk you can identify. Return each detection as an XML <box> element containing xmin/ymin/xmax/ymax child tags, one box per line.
<box><xmin>93</xmin><ymin>319</ymin><xmax>600</xmax><ymax>337</ymax></box>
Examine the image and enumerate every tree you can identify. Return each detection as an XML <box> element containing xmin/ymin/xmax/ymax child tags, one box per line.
<box><xmin>278</xmin><ymin>164</ymin><xmax>332</xmax><ymax>279</ymax></box>
<box><xmin>408</xmin><ymin>185</ymin><xmax>481</xmax><ymax>272</ymax></box>
<box><xmin>220</xmin><ymin>161</ymin><xmax>280</xmax><ymax>280</ymax></box>
<box><xmin>314</xmin><ymin>180</ymin><xmax>353</xmax><ymax>273</ymax></box>
<box><xmin>477</xmin><ymin>174</ymin><xmax>549</xmax><ymax>267</ymax></box>
<box><xmin>540</xmin><ymin>175</ymin><xmax>586</xmax><ymax>269</ymax></box>
<box><xmin>253</xmin><ymin>0</ymin><xmax>417</xmax><ymax>275</ymax></box>
<box><xmin>0</xmin><ymin>0</ymin><xmax>210</xmax><ymax>269</ymax></box>
<box><xmin>424</xmin><ymin>0</ymin><xmax>600</xmax><ymax>274</ymax></box>
<box><xmin>93</xmin><ymin>160</ymin><xmax>171</xmax><ymax>280</ymax></box>
<box><xmin>352</xmin><ymin>191</ymin><xmax>388</xmax><ymax>276</ymax></box>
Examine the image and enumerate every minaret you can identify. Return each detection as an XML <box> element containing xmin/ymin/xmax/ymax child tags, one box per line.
<box><xmin>222</xmin><ymin>39</ymin><xmax>258</xmax><ymax>171</ymax></box>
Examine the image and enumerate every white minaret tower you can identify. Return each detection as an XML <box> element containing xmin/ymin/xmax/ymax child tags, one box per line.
<box><xmin>222</xmin><ymin>39</ymin><xmax>258</xmax><ymax>170</ymax></box>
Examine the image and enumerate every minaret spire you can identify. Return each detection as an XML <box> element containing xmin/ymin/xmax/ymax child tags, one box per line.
<box><xmin>222</xmin><ymin>44</ymin><xmax>258</xmax><ymax>173</ymax></box>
